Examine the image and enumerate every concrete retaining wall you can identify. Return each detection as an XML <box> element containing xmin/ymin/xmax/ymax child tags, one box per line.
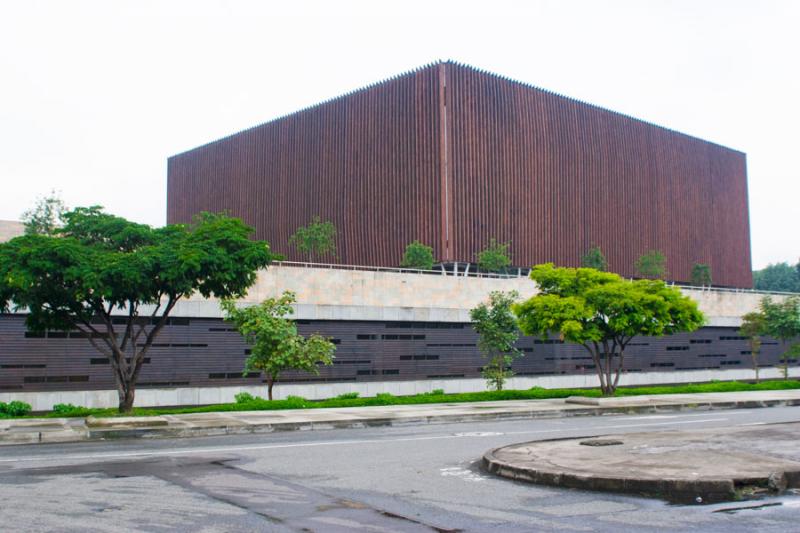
<box><xmin>4</xmin><ymin>367</ymin><xmax>798</xmax><ymax>411</ymax></box>
<box><xmin>165</xmin><ymin>266</ymin><xmax>791</xmax><ymax>327</ymax></box>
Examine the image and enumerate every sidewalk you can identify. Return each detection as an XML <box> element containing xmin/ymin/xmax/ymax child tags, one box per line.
<box><xmin>2</xmin><ymin>389</ymin><xmax>800</xmax><ymax>446</ymax></box>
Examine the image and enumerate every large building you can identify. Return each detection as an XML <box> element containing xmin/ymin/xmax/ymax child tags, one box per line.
<box><xmin>168</xmin><ymin>61</ymin><xmax>751</xmax><ymax>287</ymax></box>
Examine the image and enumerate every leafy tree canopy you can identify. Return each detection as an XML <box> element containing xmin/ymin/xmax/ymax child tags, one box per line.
<box><xmin>514</xmin><ymin>263</ymin><xmax>704</xmax><ymax>395</ymax></box>
<box><xmin>400</xmin><ymin>240</ymin><xmax>435</xmax><ymax>270</ymax></box>
<box><xmin>634</xmin><ymin>250</ymin><xmax>667</xmax><ymax>280</ymax></box>
<box><xmin>221</xmin><ymin>291</ymin><xmax>335</xmax><ymax>400</ymax></box>
<box><xmin>289</xmin><ymin>216</ymin><xmax>337</xmax><ymax>261</ymax></box>
<box><xmin>753</xmin><ymin>262</ymin><xmax>800</xmax><ymax>293</ymax></box>
<box><xmin>21</xmin><ymin>189</ymin><xmax>67</xmax><ymax>236</ymax></box>
<box><xmin>580</xmin><ymin>246</ymin><xmax>608</xmax><ymax>271</ymax></box>
<box><xmin>477</xmin><ymin>238</ymin><xmax>511</xmax><ymax>273</ymax></box>
<box><xmin>690</xmin><ymin>263</ymin><xmax>712</xmax><ymax>287</ymax></box>
<box><xmin>469</xmin><ymin>291</ymin><xmax>522</xmax><ymax>391</ymax></box>
<box><xmin>0</xmin><ymin>207</ymin><xmax>274</xmax><ymax>411</ymax></box>
<box><xmin>759</xmin><ymin>296</ymin><xmax>800</xmax><ymax>378</ymax></box>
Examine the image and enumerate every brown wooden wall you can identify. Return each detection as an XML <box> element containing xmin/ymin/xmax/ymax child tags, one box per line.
<box><xmin>167</xmin><ymin>62</ymin><xmax>752</xmax><ymax>287</ymax></box>
<box><xmin>168</xmin><ymin>64</ymin><xmax>444</xmax><ymax>266</ymax></box>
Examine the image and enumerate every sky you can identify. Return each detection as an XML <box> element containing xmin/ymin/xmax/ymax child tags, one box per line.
<box><xmin>0</xmin><ymin>0</ymin><xmax>797</xmax><ymax>270</ymax></box>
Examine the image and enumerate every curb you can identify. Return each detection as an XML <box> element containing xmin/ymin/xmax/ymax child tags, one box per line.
<box><xmin>3</xmin><ymin>396</ymin><xmax>800</xmax><ymax>446</ymax></box>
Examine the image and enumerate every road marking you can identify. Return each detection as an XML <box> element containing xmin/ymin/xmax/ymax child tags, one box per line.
<box><xmin>439</xmin><ymin>466</ymin><xmax>487</xmax><ymax>482</ymax></box>
<box><xmin>0</xmin><ymin>415</ymin><xmax>741</xmax><ymax>466</ymax></box>
<box><xmin>0</xmin><ymin>429</ymin><xmax>564</xmax><ymax>465</ymax></box>
<box><xmin>604</xmin><ymin>418</ymin><xmax>728</xmax><ymax>429</ymax></box>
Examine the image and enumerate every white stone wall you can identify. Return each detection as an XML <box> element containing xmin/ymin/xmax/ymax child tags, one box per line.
<box><xmin>169</xmin><ymin>265</ymin><xmax>791</xmax><ymax>327</ymax></box>
<box><xmin>4</xmin><ymin>367</ymin><xmax>799</xmax><ymax>411</ymax></box>
<box><xmin>0</xmin><ymin>220</ymin><xmax>24</xmax><ymax>243</ymax></box>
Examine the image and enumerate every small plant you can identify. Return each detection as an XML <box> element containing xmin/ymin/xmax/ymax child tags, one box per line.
<box><xmin>222</xmin><ymin>291</ymin><xmax>336</xmax><ymax>400</ymax></box>
<box><xmin>336</xmin><ymin>392</ymin><xmax>360</xmax><ymax>400</ymax></box>
<box><xmin>53</xmin><ymin>403</ymin><xmax>79</xmax><ymax>414</ymax></box>
<box><xmin>284</xmin><ymin>395</ymin><xmax>309</xmax><ymax>408</ymax></box>
<box><xmin>477</xmin><ymin>239</ymin><xmax>512</xmax><ymax>273</ymax></box>
<box><xmin>431</xmin><ymin>389</ymin><xmax>445</xmax><ymax>395</ymax></box>
<box><xmin>635</xmin><ymin>250</ymin><xmax>667</xmax><ymax>279</ymax></box>
<box><xmin>289</xmin><ymin>216</ymin><xmax>337</xmax><ymax>261</ymax></box>
<box><xmin>691</xmin><ymin>263</ymin><xmax>712</xmax><ymax>286</ymax></box>
<box><xmin>581</xmin><ymin>246</ymin><xmax>608</xmax><ymax>271</ymax></box>
<box><xmin>375</xmin><ymin>393</ymin><xmax>394</xmax><ymax>401</ymax></box>
<box><xmin>0</xmin><ymin>400</ymin><xmax>32</xmax><ymax>417</ymax></box>
<box><xmin>21</xmin><ymin>189</ymin><xmax>67</xmax><ymax>236</ymax></box>
<box><xmin>400</xmin><ymin>240</ymin><xmax>435</xmax><ymax>270</ymax></box>
<box><xmin>234</xmin><ymin>392</ymin><xmax>259</xmax><ymax>404</ymax></box>
<box><xmin>470</xmin><ymin>291</ymin><xmax>522</xmax><ymax>391</ymax></box>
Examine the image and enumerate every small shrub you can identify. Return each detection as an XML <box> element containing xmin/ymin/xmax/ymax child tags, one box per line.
<box><xmin>477</xmin><ymin>239</ymin><xmax>512</xmax><ymax>273</ymax></box>
<box><xmin>0</xmin><ymin>400</ymin><xmax>33</xmax><ymax>417</ymax></box>
<box><xmin>401</xmin><ymin>241</ymin><xmax>435</xmax><ymax>270</ymax></box>
<box><xmin>375</xmin><ymin>393</ymin><xmax>394</xmax><ymax>402</ymax></box>
<box><xmin>336</xmin><ymin>392</ymin><xmax>360</xmax><ymax>400</ymax></box>
<box><xmin>235</xmin><ymin>392</ymin><xmax>259</xmax><ymax>404</ymax></box>
<box><xmin>53</xmin><ymin>403</ymin><xmax>79</xmax><ymax>414</ymax></box>
<box><xmin>431</xmin><ymin>389</ymin><xmax>445</xmax><ymax>395</ymax></box>
<box><xmin>284</xmin><ymin>395</ymin><xmax>309</xmax><ymax>408</ymax></box>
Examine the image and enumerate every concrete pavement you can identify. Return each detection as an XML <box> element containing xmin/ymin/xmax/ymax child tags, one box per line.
<box><xmin>3</xmin><ymin>389</ymin><xmax>800</xmax><ymax>446</ymax></box>
<box><xmin>484</xmin><ymin>422</ymin><xmax>800</xmax><ymax>503</ymax></box>
<box><xmin>4</xmin><ymin>407</ymin><xmax>800</xmax><ymax>532</ymax></box>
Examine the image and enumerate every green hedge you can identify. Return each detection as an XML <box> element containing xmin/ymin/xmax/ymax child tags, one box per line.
<box><xmin>26</xmin><ymin>379</ymin><xmax>800</xmax><ymax>419</ymax></box>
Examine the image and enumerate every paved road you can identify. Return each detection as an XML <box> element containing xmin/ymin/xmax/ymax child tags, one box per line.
<box><xmin>2</xmin><ymin>406</ymin><xmax>800</xmax><ymax>532</ymax></box>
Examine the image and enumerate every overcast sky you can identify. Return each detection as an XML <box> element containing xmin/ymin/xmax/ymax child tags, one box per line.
<box><xmin>1</xmin><ymin>0</ymin><xmax>797</xmax><ymax>269</ymax></box>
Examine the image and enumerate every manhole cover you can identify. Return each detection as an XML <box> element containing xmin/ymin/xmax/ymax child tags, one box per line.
<box><xmin>579</xmin><ymin>439</ymin><xmax>624</xmax><ymax>446</ymax></box>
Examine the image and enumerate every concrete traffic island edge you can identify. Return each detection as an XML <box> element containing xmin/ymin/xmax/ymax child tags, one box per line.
<box><xmin>481</xmin><ymin>423</ymin><xmax>800</xmax><ymax>504</ymax></box>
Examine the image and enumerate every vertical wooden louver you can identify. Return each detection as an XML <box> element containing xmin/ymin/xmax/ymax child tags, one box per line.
<box><xmin>167</xmin><ymin>62</ymin><xmax>752</xmax><ymax>287</ymax></box>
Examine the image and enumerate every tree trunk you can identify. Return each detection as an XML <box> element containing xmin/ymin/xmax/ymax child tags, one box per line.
<box><xmin>783</xmin><ymin>340</ymin><xmax>789</xmax><ymax>380</ymax></box>
<box><xmin>267</xmin><ymin>377</ymin><xmax>275</xmax><ymax>401</ymax></box>
<box><xmin>118</xmin><ymin>384</ymin><xmax>136</xmax><ymax>413</ymax></box>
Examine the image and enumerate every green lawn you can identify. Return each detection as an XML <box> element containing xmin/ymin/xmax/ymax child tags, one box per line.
<box><xmin>8</xmin><ymin>379</ymin><xmax>799</xmax><ymax>419</ymax></box>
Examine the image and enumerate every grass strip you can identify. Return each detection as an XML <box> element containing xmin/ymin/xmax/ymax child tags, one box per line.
<box><xmin>17</xmin><ymin>379</ymin><xmax>800</xmax><ymax>419</ymax></box>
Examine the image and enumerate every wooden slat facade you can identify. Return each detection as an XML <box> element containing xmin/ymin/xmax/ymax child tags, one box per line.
<box><xmin>167</xmin><ymin>62</ymin><xmax>751</xmax><ymax>287</ymax></box>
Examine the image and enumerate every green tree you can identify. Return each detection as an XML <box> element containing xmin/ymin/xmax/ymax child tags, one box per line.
<box><xmin>289</xmin><ymin>216</ymin><xmax>337</xmax><ymax>261</ymax></box>
<box><xmin>753</xmin><ymin>262</ymin><xmax>800</xmax><ymax>293</ymax></box>
<box><xmin>634</xmin><ymin>250</ymin><xmax>667</xmax><ymax>279</ymax></box>
<box><xmin>477</xmin><ymin>239</ymin><xmax>511</xmax><ymax>273</ymax></box>
<box><xmin>21</xmin><ymin>189</ymin><xmax>66</xmax><ymax>236</ymax></box>
<box><xmin>739</xmin><ymin>311</ymin><xmax>766</xmax><ymax>382</ymax></box>
<box><xmin>0</xmin><ymin>207</ymin><xmax>274</xmax><ymax>412</ymax></box>
<box><xmin>401</xmin><ymin>240</ymin><xmax>435</xmax><ymax>270</ymax></box>
<box><xmin>221</xmin><ymin>291</ymin><xmax>336</xmax><ymax>400</ymax></box>
<box><xmin>760</xmin><ymin>296</ymin><xmax>800</xmax><ymax>379</ymax></box>
<box><xmin>469</xmin><ymin>291</ymin><xmax>522</xmax><ymax>391</ymax></box>
<box><xmin>581</xmin><ymin>246</ymin><xmax>608</xmax><ymax>271</ymax></box>
<box><xmin>690</xmin><ymin>263</ymin><xmax>712</xmax><ymax>287</ymax></box>
<box><xmin>514</xmin><ymin>264</ymin><xmax>704</xmax><ymax>395</ymax></box>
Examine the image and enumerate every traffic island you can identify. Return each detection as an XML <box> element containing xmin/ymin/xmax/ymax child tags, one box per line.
<box><xmin>482</xmin><ymin>422</ymin><xmax>800</xmax><ymax>504</ymax></box>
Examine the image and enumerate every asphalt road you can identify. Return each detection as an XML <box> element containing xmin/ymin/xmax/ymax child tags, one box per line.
<box><xmin>2</xmin><ymin>406</ymin><xmax>800</xmax><ymax>532</ymax></box>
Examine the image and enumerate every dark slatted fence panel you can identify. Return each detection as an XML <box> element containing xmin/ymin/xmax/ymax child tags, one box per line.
<box><xmin>0</xmin><ymin>314</ymin><xmax>785</xmax><ymax>394</ymax></box>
